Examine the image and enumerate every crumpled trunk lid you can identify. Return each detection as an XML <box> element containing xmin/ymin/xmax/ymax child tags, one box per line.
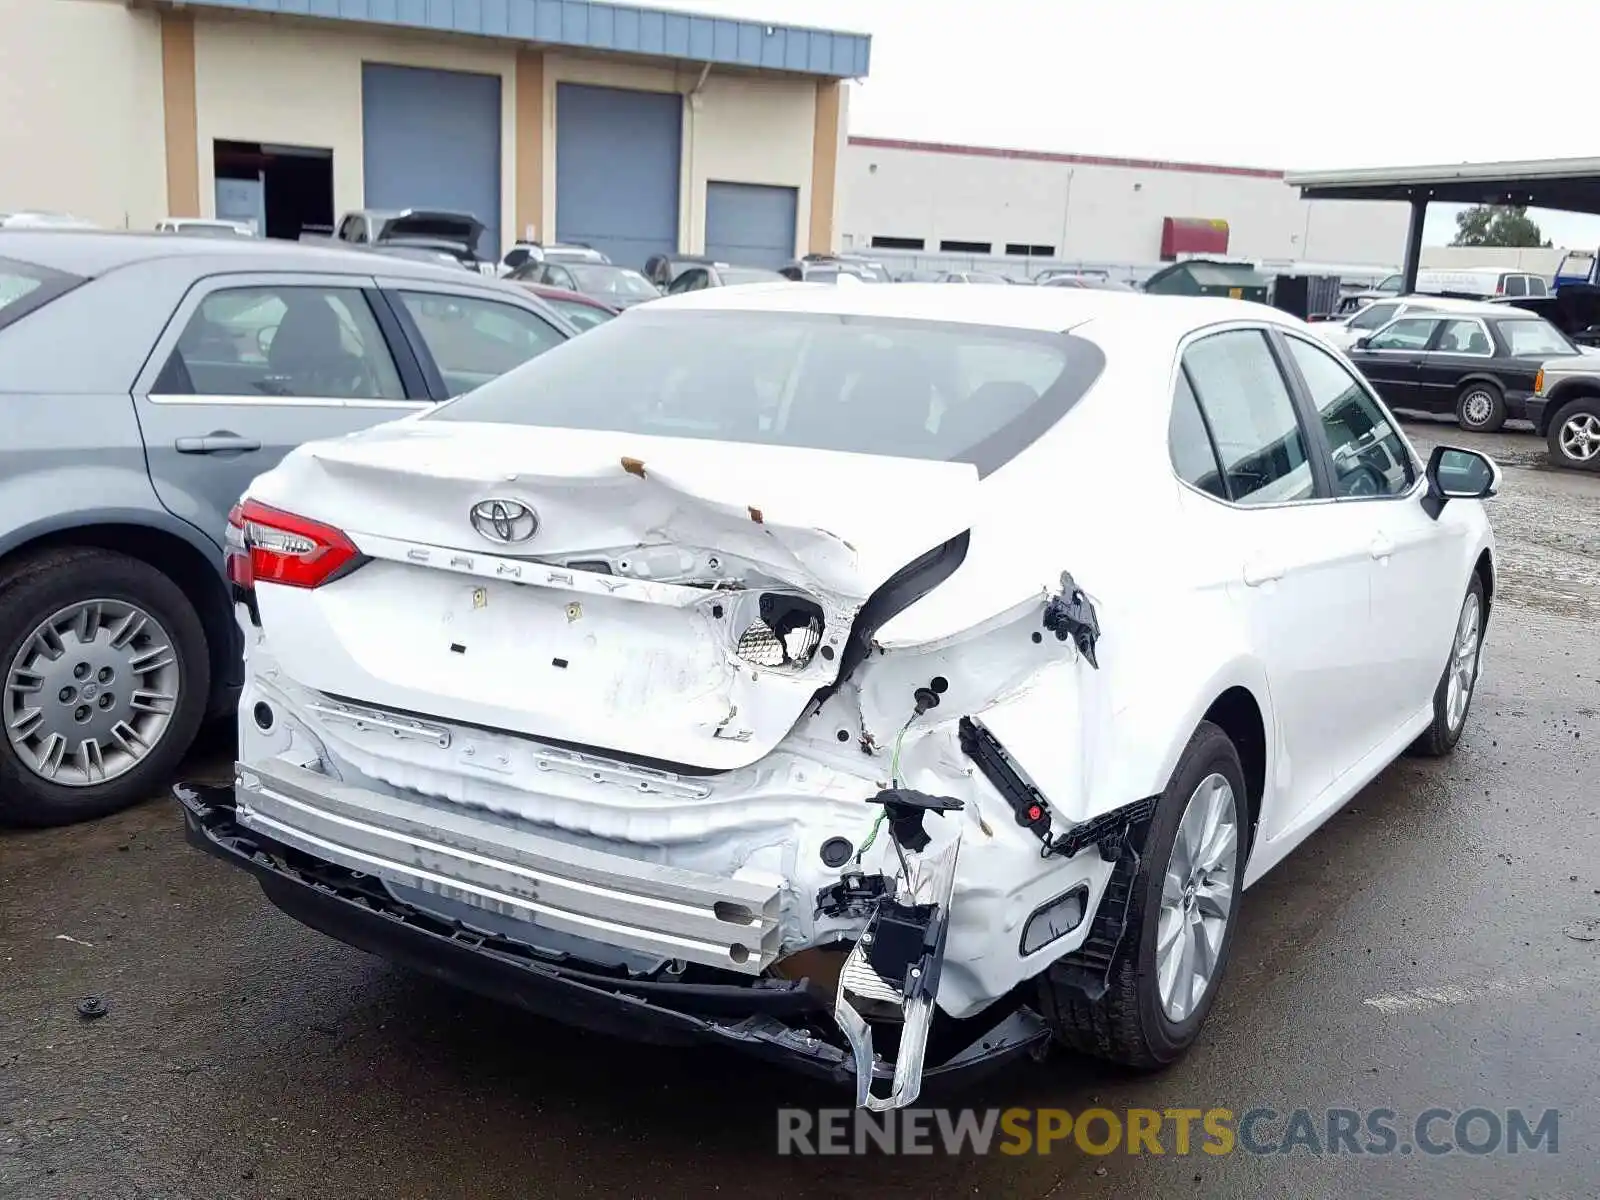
<box><xmin>247</xmin><ymin>421</ymin><xmax>979</xmax><ymax>770</ymax></box>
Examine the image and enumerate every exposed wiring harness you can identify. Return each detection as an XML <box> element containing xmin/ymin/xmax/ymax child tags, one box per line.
<box><xmin>855</xmin><ymin>708</ymin><xmax>919</xmax><ymax>864</ymax></box>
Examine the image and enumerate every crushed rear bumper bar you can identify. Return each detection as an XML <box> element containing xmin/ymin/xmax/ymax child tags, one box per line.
<box><xmin>175</xmin><ymin>780</ymin><xmax>1050</xmax><ymax>1091</ymax></box>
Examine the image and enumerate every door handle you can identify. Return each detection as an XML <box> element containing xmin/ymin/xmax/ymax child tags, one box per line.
<box><xmin>175</xmin><ymin>433</ymin><xmax>262</xmax><ymax>455</ymax></box>
<box><xmin>1243</xmin><ymin>558</ymin><xmax>1286</xmax><ymax>587</ymax></box>
<box><xmin>1370</xmin><ymin>533</ymin><xmax>1395</xmax><ymax>561</ymax></box>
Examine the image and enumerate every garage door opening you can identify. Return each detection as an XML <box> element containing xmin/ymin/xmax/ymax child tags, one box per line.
<box><xmin>362</xmin><ymin>63</ymin><xmax>502</xmax><ymax>260</ymax></box>
<box><xmin>213</xmin><ymin>141</ymin><xmax>333</xmax><ymax>240</ymax></box>
<box><xmin>705</xmin><ymin>181</ymin><xmax>797</xmax><ymax>269</ymax></box>
<box><xmin>556</xmin><ymin>83</ymin><xmax>681</xmax><ymax>269</ymax></box>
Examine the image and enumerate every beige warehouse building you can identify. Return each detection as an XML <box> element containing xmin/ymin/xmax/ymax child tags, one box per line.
<box><xmin>0</xmin><ymin>0</ymin><xmax>868</xmax><ymax>267</ymax></box>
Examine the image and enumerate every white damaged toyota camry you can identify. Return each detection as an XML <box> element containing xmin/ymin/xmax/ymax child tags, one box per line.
<box><xmin>179</xmin><ymin>283</ymin><xmax>1498</xmax><ymax>1109</ymax></box>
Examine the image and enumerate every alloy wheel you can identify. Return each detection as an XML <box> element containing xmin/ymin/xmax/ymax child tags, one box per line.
<box><xmin>3</xmin><ymin>599</ymin><xmax>181</xmax><ymax>787</ymax></box>
<box><xmin>1445</xmin><ymin>591</ymin><xmax>1482</xmax><ymax>732</ymax></box>
<box><xmin>1462</xmin><ymin>390</ymin><xmax>1494</xmax><ymax>427</ymax></box>
<box><xmin>1557</xmin><ymin>412</ymin><xmax>1600</xmax><ymax>463</ymax></box>
<box><xmin>1157</xmin><ymin>772</ymin><xmax>1238</xmax><ymax>1023</ymax></box>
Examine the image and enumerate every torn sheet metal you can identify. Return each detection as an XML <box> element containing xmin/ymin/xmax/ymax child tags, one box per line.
<box><xmin>1041</xmin><ymin>570</ymin><xmax>1102</xmax><ymax>667</ymax></box>
<box><xmin>832</xmin><ymin>829</ymin><xmax>963</xmax><ymax>1111</ymax></box>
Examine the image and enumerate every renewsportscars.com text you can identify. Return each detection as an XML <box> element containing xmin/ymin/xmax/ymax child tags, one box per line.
<box><xmin>777</xmin><ymin>1106</ymin><xmax>1561</xmax><ymax>1157</ymax></box>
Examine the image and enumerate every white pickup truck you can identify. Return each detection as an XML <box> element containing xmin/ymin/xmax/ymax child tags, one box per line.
<box><xmin>303</xmin><ymin>208</ymin><xmax>494</xmax><ymax>274</ymax></box>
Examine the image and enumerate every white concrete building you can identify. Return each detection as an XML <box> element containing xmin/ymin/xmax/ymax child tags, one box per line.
<box><xmin>0</xmin><ymin>0</ymin><xmax>867</xmax><ymax>268</ymax></box>
<box><xmin>838</xmin><ymin>136</ymin><xmax>1414</xmax><ymax>275</ymax></box>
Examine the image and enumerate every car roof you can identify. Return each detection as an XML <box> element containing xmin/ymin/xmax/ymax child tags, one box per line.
<box><xmin>648</xmin><ymin>280</ymin><xmax>1305</xmax><ymax>337</ymax></box>
<box><xmin>1387</xmin><ymin>295</ymin><xmax>1505</xmax><ymax>314</ymax></box>
<box><xmin>0</xmin><ymin>228</ymin><xmax>479</xmax><ymax>284</ymax></box>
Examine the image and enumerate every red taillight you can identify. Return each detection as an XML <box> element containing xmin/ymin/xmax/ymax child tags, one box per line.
<box><xmin>226</xmin><ymin>499</ymin><xmax>362</xmax><ymax>591</ymax></box>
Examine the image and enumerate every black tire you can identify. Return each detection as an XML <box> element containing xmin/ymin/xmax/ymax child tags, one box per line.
<box><xmin>1409</xmin><ymin>572</ymin><xmax>1486</xmax><ymax>758</ymax></box>
<box><xmin>0</xmin><ymin>548</ymin><xmax>210</xmax><ymax>828</ymax></box>
<box><xmin>1545</xmin><ymin>397</ymin><xmax>1600</xmax><ymax>472</ymax></box>
<box><xmin>1455</xmin><ymin>381</ymin><xmax>1506</xmax><ymax>433</ymax></box>
<box><xmin>1038</xmin><ymin>721</ymin><xmax>1247</xmax><ymax>1068</ymax></box>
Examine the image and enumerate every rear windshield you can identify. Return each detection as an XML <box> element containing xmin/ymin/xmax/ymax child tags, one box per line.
<box><xmin>0</xmin><ymin>257</ymin><xmax>83</xmax><ymax>331</ymax></box>
<box><xmin>431</xmin><ymin>310</ymin><xmax>1105</xmax><ymax>476</ymax></box>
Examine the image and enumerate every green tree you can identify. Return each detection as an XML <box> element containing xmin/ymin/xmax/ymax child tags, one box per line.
<box><xmin>1450</xmin><ymin>205</ymin><xmax>1551</xmax><ymax>248</ymax></box>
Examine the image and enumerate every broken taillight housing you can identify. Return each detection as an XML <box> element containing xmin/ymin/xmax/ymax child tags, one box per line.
<box><xmin>225</xmin><ymin>499</ymin><xmax>365</xmax><ymax>592</ymax></box>
<box><xmin>735</xmin><ymin>594</ymin><xmax>824</xmax><ymax>670</ymax></box>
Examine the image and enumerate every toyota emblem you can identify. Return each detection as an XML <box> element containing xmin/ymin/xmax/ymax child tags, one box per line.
<box><xmin>470</xmin><ymin>498</ymin><xmax>539</xmax><ymax>544</ymax></box>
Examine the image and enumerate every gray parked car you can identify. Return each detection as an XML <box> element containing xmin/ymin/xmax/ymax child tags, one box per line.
<box><xmin>0</xmin><ymin>231</ymin><xmax>578</xmax><ymax>827</ymax></box>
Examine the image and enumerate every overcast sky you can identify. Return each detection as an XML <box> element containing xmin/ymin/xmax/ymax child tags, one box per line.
<box><xmin>648</xmin><ymin>0</ymin><xmax>1600</xmax><ymax>247</ymax></box>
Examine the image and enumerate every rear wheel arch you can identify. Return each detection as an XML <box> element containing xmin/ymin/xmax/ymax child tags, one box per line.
<box><xmin>1200</xmin><ymin>686</ymin><xmax>1267</xmax><ymax>855</ymax></box>
<box><xmin>0</xmin><ymin>522</ymin><xmax>234</xmax><ymax>712</ymax></box>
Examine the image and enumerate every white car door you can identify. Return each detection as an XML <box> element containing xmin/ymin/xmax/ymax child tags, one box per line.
<box><xmin>1173</xmin><ymin>328</ymin><xmax>1380</xmax><ymax>833</ymax></box>
<box><xmin>1280</xmin><ymin>334</ymin><xmax>1466</xmax><ymax>734</ymax></box>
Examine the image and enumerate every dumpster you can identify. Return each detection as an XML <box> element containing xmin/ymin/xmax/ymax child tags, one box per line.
<box><xmin>1143</xmin><ymin>259</ymin><xmax>1270</xmax><ymax>303</ymax></box>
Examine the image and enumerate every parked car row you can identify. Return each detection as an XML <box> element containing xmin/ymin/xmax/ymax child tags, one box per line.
<box><xmin>1309</xmin><ymin>289</ymin><xmax>1600</xmax><ymax>469</ymax></box>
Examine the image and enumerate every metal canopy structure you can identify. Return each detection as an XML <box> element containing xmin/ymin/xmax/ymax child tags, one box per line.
<box><xmin>1285</xmin><ymin>157</ymin><xmax>1600</xmax><ymax>291</ymax></box>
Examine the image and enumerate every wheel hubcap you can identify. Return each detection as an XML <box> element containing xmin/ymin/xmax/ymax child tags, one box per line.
<box><xmin>1157</xmin><ymin>773</ymin><xmax>1238</xmax><ymax>1023</ymax></box>
<box><xmin>1445</xmin><ymin>592</ymin><xmax>1481</xmax><ymax>732</ymax></box>
<box><xmin>1464</xmin><ymin>392</ymin><xmax>1492</xmax><ymax>425</ymax></box>
<box><xmin>1558</xmin><ymin>412</ymin><xmax>1600</xmax><ymax>462</ymax></box>
<box><xmin>3</xmin><ymin>600</ymin><xmax>180</xmax><ymax>787</ymax></box>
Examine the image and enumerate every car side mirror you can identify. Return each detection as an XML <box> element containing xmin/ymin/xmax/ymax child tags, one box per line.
<box><xmin>1422</xmin><ymin>445</ymin><xmax>1500</xmax><ymax>519</ymax></box>
<box><xmin>1353</xmin><ymin>335</ymin><xmax>1372</xmax><ymax>350</ymax></box>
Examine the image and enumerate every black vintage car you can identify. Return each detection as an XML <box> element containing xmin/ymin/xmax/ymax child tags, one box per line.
<box><xmin>1346</xmin><ymin>310</ymin><xmax>1583</xmax><ymax>432</ymax></box>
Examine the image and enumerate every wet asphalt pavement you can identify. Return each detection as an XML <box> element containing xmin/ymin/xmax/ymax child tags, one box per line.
<box><xmin>3</xmin><ymin>420</ymin><xmax>1598</xmax><ymax>1200</ymax></box>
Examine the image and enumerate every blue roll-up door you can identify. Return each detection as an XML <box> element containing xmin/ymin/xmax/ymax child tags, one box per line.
<box><xmin>362</xmin><ymin>64</ymin><xmax>501</xmax><ymax>259</ymax></box>
<box><xmin>705</xmin><ymin>182</ymin><xmax>798</xmax><ymax>269</ymax></box>
<box><xmin>555</xmin><ymin>83</ymin><xmax>681</xmax><ymax>269</ymax></box>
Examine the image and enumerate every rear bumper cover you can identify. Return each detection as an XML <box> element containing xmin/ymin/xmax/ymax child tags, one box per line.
<box><xmin>175</xmin><ymin>780</ymin><xmax>1050</xmax><ymax>1090</ymax></box>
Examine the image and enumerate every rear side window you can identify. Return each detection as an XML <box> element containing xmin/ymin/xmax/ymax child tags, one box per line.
<box><xmin>1168</xmin><ymin>370</ymin><xmax>1228</xmax><ymax>500</ymax></box>
<box><xmin>431</xmin><ymin>310</ymin><xmax>1106</xmax><ymax>476</ymax></box>
<box><xmin>0</xmin><ymin>256</ymin><xmax>85</xmax><ymax>332</ymax></box>
<box><xmin>1497</xmin><ymin>319</ymin><xmax>1573</xmax><ymax>356</ymax></box>
<box><xmin>399</xmin><ymin>291</ymin><xmax>567</xmax><ymax>396</ymax></box>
